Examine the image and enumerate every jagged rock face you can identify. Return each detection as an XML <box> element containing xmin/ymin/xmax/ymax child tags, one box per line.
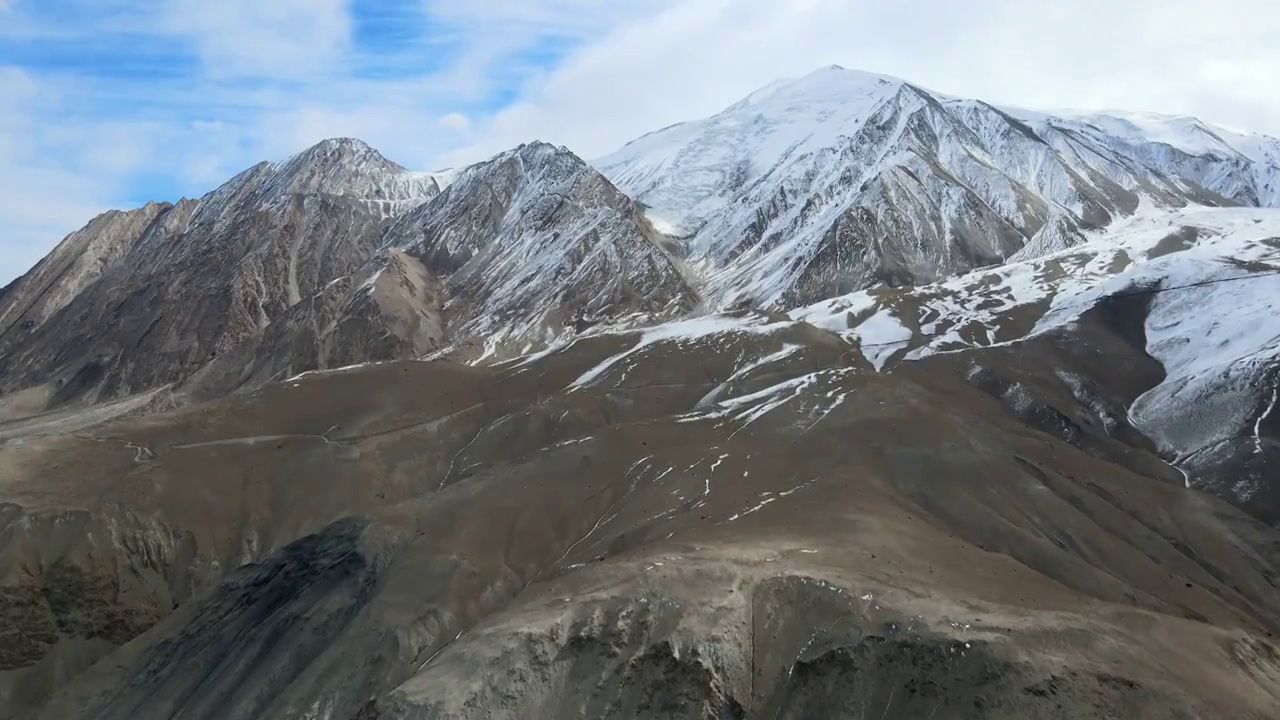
<box><xmin>596</xmin><ymin>66</ymin><xmax>1280</xmax><ymax>308</ymax></box>
<box><xmin>382</xmin><ymin>142</ymin><xmax>700</xmax><ymax>357</ymax></box>
<box><xmin>178</xmin><ymin>142</ymin><xmax>697</xmax><ymax>396</ymax></box>
<box><xmin>0</xmin><ymin>139</ymin><xmax>440</xmax><ymax>409</ymax></box>
<box><xmin>2</xmin><ymin>315</ymin><xmax>1280</xmax><ymax>718</ymax></box>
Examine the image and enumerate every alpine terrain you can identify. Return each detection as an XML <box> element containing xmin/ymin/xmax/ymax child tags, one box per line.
<box><xmin>1</xmin><ymin>66</ymin><xmax>1280</xmax><ymax>720</ymax></box>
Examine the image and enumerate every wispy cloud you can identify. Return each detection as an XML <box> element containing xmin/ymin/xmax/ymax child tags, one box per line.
<box><xmin>2</xmin><ymin>0</ymin><xmax>1279</xmax><ymax>285</ymax></box>
<box><xmin>162</xmin><ymin>0</ymin><xmax>354</xmax><ymax>79</ymax></box>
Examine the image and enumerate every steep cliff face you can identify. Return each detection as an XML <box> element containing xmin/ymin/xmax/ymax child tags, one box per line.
<box><xmin>0</xmin><ymin>201</ymin><xmax>195</xmax><ymax>346</ymax></box>
<box><xmin>181</xmin><ymin>249</ymin><xmax>448</xmax><ymax>399</ymax></box>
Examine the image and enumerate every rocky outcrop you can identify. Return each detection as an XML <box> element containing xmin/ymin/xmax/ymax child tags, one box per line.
<box><xmin>180</xmin><ymin>248</ymin><xmax>448</xmax><ymax>399</ymax></box>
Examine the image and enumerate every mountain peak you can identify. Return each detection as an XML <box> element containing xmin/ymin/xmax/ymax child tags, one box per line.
<box><xmin>317</xmin><ymin>136</ymin><xmax>373</xmax><ymax>149</ymax></box>
<box><xmin>285</xmin><ymin>137</ymin><xmax>403</xmax><ymax>172</ymax></box>
<box><xmin>596</xmin><ymin>64</ymin><xmax>912</xmax><ymax>230</ymax></box>
<box><xmin>511</xmin><ymin>140</ymin><xmax>578</xmax><ymax>162</ymax></box>
<box><xmin>719</xmin><ymin>65</ymin><xmax>905</xmax><ymax>116</ymax></box>
<box><xmin>789</xmin><ymin>64</ymin><xmax>904</xmax><ymax>90</ymax></box>
<box><xmin>446</xmin><ymin>141</ymin><xmax>590</xmax><ymax>190</ymax></box>
<box><xmin>253</xmin><ymin>137</ymin><xmax>438</xmax><ymax>204</ymax></box>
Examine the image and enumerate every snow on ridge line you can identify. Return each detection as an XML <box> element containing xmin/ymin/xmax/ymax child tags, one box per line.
<box><xmin>599</xmin><ymin>66</ymin><xmax>1280</xmax><ymax>236</ymax></box>
<box><xmin>285</xmin><ymin>360</ymin><xmax>393</xmax><ymax>383</ymax></box>
<box><xmin>1030</xmin><ymin>206</ymin><xmax>1280</xmax><ymax>334</ymax></box>
<box><xmin>676</xmin><ymin>365</ymin><xmax>859</xmax><ymax>437</ymax></box>
<box><xmin>593</xmin><ymin>66</ymin><xmax>906</xmax><ymax>227</ymax></box>
<box><xmin>569</xmin><ymin>313</ymin><xmax>797</xmax><ymax>388</ymax></box>
<box><xmin>853</xmin><ymin>313</ymin><xmax>913</xmax><ymax>371</ymax></box>
<box><xmin>695</xmin><ymin>343</ymin><xmax>802</xmax><ymax>408</ymax></box>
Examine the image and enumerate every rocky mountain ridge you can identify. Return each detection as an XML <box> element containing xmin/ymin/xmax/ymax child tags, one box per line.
<box><xmin>0</xmin><ymin>137</ymin><xmax>440</xmax><ymax>409</ymax></box>
<box><xmin>5</xmin><ymin>68</ymin><xmax>1280</xmax><ymax>416</ymax></box>
<box><xmin>0</xmin><ymin>140</ymin><xmax>695</xmax><ymax>411</ymax></box>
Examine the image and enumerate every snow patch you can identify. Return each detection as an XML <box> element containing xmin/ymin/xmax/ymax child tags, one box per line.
<box><xmin>642</xmin><ymin>207</ymin><xmax>691</xmax><ymax>238</ymax></box>
<box><xmin>853</xmin><ymin>312</ymin><xmax>913</xmax><ymax>371</ymax></box>
<box><xmin>571</xmin><ymin>314</ymin><xmax>791</xmax><ymax>389</ymax></box>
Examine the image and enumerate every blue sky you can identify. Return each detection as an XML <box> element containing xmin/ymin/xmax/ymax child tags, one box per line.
<box><xmin>0</xmin><ymin>0</ymin><xmax>616</xmax><ymax>201</ymax></box>
<box><xmin>2</xmin><ymin>0</ymin><xmax>1278</xmax><ymax>285</ymax></box>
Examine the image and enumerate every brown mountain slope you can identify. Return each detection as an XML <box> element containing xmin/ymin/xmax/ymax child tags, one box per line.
<box><xmin>1</xmin><ymin>313</ymin><xmax>1277</xmax><ymax>719</ymax></box>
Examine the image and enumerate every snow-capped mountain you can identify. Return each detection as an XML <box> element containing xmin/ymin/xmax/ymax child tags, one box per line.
<box><xmin>4</xmin><ymin>65</ymin><xmax>1280</xmax><ymax>465</ymax></box>
<box><xmin>596</xmin><ymin>65</ymin><xmax>1280</xmax><ymax>309</ymax></box>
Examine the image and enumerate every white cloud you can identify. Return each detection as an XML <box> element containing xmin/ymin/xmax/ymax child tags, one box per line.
<box><xmin>423</xmin><ymin>0</ymin><xmax>672</xmax><ymax>38</ymax></box>
<box><xmin>437</xmin><ymin>112</ymin><xmax>472</xmax><ymax>133</ymax></box>
<box><xmin>163</xmin><ymin>0</ymin><xmax>353</xmax><ymax>78</ymax></box>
